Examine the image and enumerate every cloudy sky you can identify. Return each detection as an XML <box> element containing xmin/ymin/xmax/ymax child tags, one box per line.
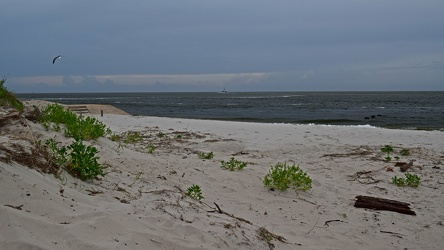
<box><xmin>1</xmin><ymin>0</ymin><xmax>443</xmax><ymax>93</ymax></box>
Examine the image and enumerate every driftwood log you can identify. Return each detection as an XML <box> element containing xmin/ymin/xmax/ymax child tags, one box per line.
<box><xmin>354</xmin><ymin>195</ymin><xmax>416</xmax><ymax>215</ymax></box>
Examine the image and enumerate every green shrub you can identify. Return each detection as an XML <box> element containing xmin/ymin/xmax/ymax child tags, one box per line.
<box><xmin>0</xmin><ymin>78</ymin><xmax>24</xmax><ymax>111</ymax></box>
<box><xmin>40</xmin><ymin>104</ymin><xmax>110</xmax><ymax>140</ymax></box>
<box><xmin>66</xmin><ymin>140</ymin><xmax>106</xmax><ymax>181</ymax></box>
<box><xmin>186</xmin><ymin>184</ymin><xmax>204</xmax><ymax>200</ymax></box>
<box><xmin>45</xmin><ymin>139</ymin><xmax>106</xmax><ymax>181</ymax></box>
<box><xmin>263</xmin><ymin>162</ymin><xmax>312</xmax><ymax>191</ymax></box>
<box><xmin>391</xmin><ymin>173</ymin><xmax>421</xmax><ymax>188</ymax></box>
<box><xmin>221</xmin><ymin>157</ymin><xmax>247</xmax><ymax>171</ymax></box>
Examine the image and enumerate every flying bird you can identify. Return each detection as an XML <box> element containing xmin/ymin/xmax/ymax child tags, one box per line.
<box><xmin>52</xmin><ymin>55</ymin><xmax>62</xmax><ymax>64</ymax></box>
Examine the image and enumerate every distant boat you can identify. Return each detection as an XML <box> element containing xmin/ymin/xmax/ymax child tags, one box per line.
<box><xmin>220</xmin><ymin>88</ymin><xmax>227</xmax><ymax>93</ymax></box>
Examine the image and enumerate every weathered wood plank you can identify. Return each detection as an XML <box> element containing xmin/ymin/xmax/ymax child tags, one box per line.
<box><xmin>354</xmin><ymin>195</ymin><xmax>416</xmax><ymax>215</ymax></box>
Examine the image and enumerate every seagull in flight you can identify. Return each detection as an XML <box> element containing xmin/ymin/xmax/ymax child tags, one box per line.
<box><xmin>52</xmin><ymin>55</ymin><xmax>62</xmax><ymax>64</ymax></box>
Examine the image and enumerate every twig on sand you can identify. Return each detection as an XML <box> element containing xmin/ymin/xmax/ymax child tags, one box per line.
<box><xmin>293</xmin><ymin>197</ymin><xmax>317</xmax><ymax>205</ymax></box>
<box><xmin>4</xmin><ymin>204</ymin><xmax>23</xmax><ymax>210</ymax></box>
<box><xmin>380</xmin><ymin>230</ymin><xmax>405</xmax><ymax>238</ymax></box>
<box><xmin>213</xmin><ymin>202</ymin><xmax>223</xmax><ymax>213</ymax></box>
<box><xmin>324</xmin><ymin>219</ymin><xmax>347</xmax><ymax>227</ymax></box>
<box><xmin>306</xmin><ymin>221</ymin><xmax>318</xmax><ymax>235</ymax></box>
<box><xmin>209</xmin><ymin>202</ymin><xmax>252</xmax><ymax>225</ymax></box>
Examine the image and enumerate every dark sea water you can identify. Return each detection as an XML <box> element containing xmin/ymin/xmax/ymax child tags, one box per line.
<box><xmin>17</xmin><ymin>92</ymin><xmax>444</xmax><ymax>130</ymax></box>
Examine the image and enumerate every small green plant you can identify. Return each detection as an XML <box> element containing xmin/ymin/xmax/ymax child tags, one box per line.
<box><xmin>400</xmin><ymin>148</ymin><xmax>410</xmax><ymax>156</ymax></box>
<box><xmin>381</xmin><ymin>145</ymin><xmax>393</xmax><ymax>162</ymax></box>
<box><xmin>45</xmin><ymin>138</ymin><xmax>68</xmax><ymax>166</ymax></box>
<box><xmin>147</xmin><ymin>143</ymin><xmax>156</xmax><ymax>154</ymax></box>
<box><xmin>391</xmin><ymin>173</ymin><xmax>421</xmax><ymax>188</ymax></box>
<box><xmin>391</xmin><ymin>176</ymin><xmax>405</xmax><ymax>186</ymax></box>
<box><xmin>109</xmin><ymin>133</ymin><xmax>121</xmax><ymax>142</ymax></box>
<box><xmin>157</xmin><ymin>131</ymin><xmax>165</xmax><ymax>138</ymax></box>
<box><xmin>221</xmin><ymin>157</ymin><xmax>247</xmax><ymax>171</ymax></box>
<box><xmin>263</xmin><ymin>162</ymin><xmax>312</xmax><ymax>191</ymax></box>
<box><xmin>123</xmin><ymin>131</ymin><xmax>142</xmax><ymax>144</ymax></box>
<box><xmin>198</xmin><ymin>151</ymin><xmax>214</xmax><ymax>159</ymax></box>
<box><xmin>186</xmin><ymin>184</ymin><xmax>204</xmax><ymax>200</ymax></box>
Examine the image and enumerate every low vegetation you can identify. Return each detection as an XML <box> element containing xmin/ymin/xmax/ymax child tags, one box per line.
<box><xmin>381</xmin><ymin>145</ymin><xmax>411</xmax><ymax>162</ymax></box>
<box><xmin>45</xmin><ymin>138</ymin><xmax>106</xmax><ymax>181</ymax></box>
<box><xmin>380</xmin><ymin>145</ymin><xmax>393</xmax><ymax>162</ymax></box>
<box><xmin>40</xmin><ymin>103</ymin><xmax>110</xmax><ymax>140</ymax></box>
<box><xmin>36</xmin><ymin>103</ymin><xmax>110</xmax><ymax>181</ymax></box>
<box><xmin>264</xmin><ymin>162</ymin><xmax>312</xmax><ymax>191</ymax></box>
<box><xmin>220</xmin><ymin>157</ymin><xmax>247</xmax><ymax>171</ymax></box>
<box><xmin>0</xmin><ymin>78</ymin><xmax>24</xmax><ymax>111</ymax></box>
<box><xmin>147</xmin><ymin>143</ymin><xmax>156</xmax><ymax>154</ymax></box>
<box><xmin>391</xmin><ymin>173</ymin><xmax>421</xmax><ymax>188</ymax></box>
<box><xmin>186</xmin><ymin>184</ymin><xmax>204</xmax><ymax>200</ymax></box>
<box><xmin>198</xmin><ymin>151</ymin><xmax>214</xmax><ymax>159</ymax></box>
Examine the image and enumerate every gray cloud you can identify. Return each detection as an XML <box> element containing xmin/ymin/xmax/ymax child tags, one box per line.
<box><xmin>1</xmin><ymin>0</ymin><xmax>443</xmax><ymax>92</ymax></box>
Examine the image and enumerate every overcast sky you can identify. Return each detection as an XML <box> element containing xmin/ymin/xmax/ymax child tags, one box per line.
<box><xmin>1</xmin><ymin>0</ymin><xmax>443</xmax><ymax>93</ymax></box>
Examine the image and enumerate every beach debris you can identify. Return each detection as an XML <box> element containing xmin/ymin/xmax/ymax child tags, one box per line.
<box><xmin>354</xmin><ymin>195</ymin><xmax>416</xmax><ymax>215</ymax></box>
<box><xmin>395</xmin><ymin>161</ymin><xmax>414</xmax><ymax>172</ymax></box>
<box><xmin>347</xmin><ymin>170</ymin><xmax>380</xmax><ymax>184</ymax></box>
<box><xmin>257</xmin><ymin>227</ymin><xmax>288</xmax><ymax>249</ymax></box>
<box><xmin>322</xmin><ymin>146</ymin><xmax>374</xmax><ymax>158</ymax></box>
<box><xmin>380</xmin><ymin>230</ymin><xmax>405</xmax><ymax>238</ymax></box>
<box><xmin>385</xmin><ymin>166</ymin><xmax>394</xmax><ymax>172</ymax></box>
<box><xmin>86</xmin><ymin>188</ymin><xmax>104</xmax><ymax>196</ymax></box>
<box><xmin>232</xmin><ymin>151</ymin><xmax>249</xmax><ymax>156</ymax></box>
<box><xmin>4</xmin><ymin>204</ymin><xmax>24</xmax><ymax>210</ymax></box>
<box><xmin>209</xmin><ymin>202</ymin><xmax>252</xmax><ymax>225</ymax></box>
<box><xmin>114</xmin><ymin>196</ymin><xmax>130</xmax><ymax>204</ymax></box>
<box><xmin>324</xmin><ymin>219</ymin><xmax>347</xmax><ymax>227</ymax></box>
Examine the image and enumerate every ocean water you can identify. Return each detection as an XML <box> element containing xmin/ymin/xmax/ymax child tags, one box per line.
<box><xmin>17</xmin><ymin>92</ymin><xmax>444</xmax><ymax>130</ymax></box>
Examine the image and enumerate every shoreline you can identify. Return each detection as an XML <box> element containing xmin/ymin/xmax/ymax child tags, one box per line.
<box><xmin>1</xmin><ymin>102</ymin><xmax>444</xmax><ymax>249</ymax></box>
<box><xmin>17</xmin><ymin>91</ymin><xmax>444</xmax><ymax>131</ymax></box>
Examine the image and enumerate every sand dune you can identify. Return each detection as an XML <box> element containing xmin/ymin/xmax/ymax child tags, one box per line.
<box><xmin>1</xmin><ymin>102</ymin><xmax>444</xmax><ymax>249</ymax></box>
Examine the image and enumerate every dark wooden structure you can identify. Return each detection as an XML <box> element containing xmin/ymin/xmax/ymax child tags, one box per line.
<box><xmin>354</xmin><ymin>195</ymin><xmax>416</xmax><ymax>215</ymax></box>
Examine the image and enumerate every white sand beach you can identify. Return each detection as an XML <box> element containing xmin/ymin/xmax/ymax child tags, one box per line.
<box><xmin>1</xmin><ymin>102</ymin><xmax>444</xmax><ymax>249</ymax></box>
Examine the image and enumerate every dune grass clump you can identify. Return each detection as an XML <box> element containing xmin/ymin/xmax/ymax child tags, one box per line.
<box><xmin>0</xmin><ymin>78</ymin><xmax>24</xmax><ymax>111</ymax></box>
<box><xmin>40</xmin><ymin>103</ymin><xmax>110</xmax><ymax>140</ymax></box>
<box><xmin>264</xmin><ymin>162</ymin><xmax>312</xmax><ymax>191</ymax></box>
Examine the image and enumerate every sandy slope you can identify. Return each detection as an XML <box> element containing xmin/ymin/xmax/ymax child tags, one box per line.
<box><xmin>1</xmin><ymin>104</ymin><xmax>444</xmax><ymax>249</ymax></box>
